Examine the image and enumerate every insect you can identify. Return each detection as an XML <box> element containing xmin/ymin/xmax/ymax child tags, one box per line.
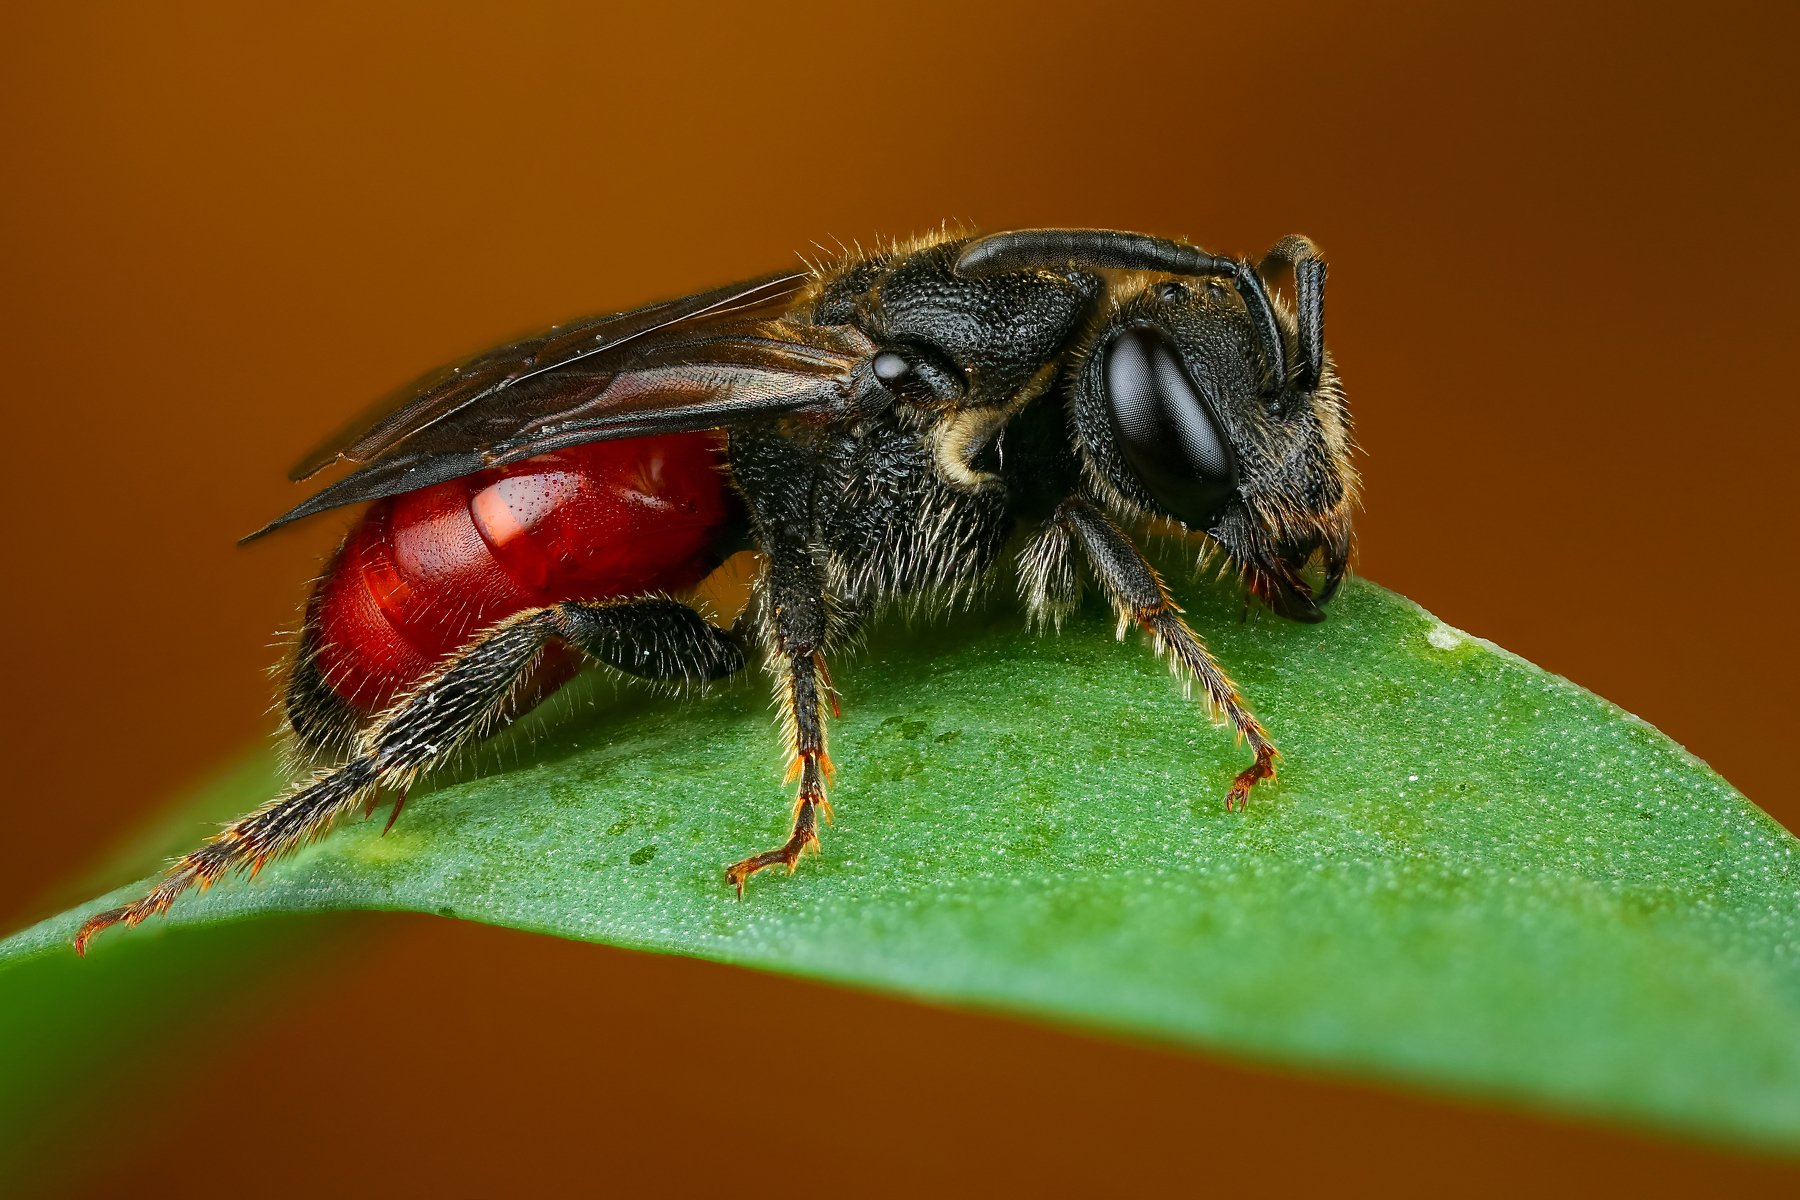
<box><xmin>73</xmin><ymin>227</ymin><xmax>1357</xmax><ymax>953</ymax></box>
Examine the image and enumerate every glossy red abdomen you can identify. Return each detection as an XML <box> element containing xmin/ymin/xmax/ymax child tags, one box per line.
<box><xmin>310</xmin><ymin>432</ymin><xmax>735</xmax><ymax>714</ymax></box>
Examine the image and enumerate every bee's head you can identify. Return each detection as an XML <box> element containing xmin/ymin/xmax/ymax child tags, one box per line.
<box><xmin>945</xmin><ymin>230</ymin><xmax>1357</xmax><ymax>620</ymax></box>
<box><xmin>983</xmin><ymin>234</ymin><xmax>1355</xmax><ymax>622</ymax></box>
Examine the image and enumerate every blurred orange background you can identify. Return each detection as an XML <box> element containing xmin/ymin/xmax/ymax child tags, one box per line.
<box><xmin>3</xmin><ymin>1</ymin><xmax>1797</xmax><ymax>1193</ymax></box>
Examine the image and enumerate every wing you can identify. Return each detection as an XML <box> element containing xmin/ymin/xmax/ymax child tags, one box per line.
<box><xmin>248</xmin><ymin>270</ymin><xmax>869</xmax><ymax>540</ymax></box>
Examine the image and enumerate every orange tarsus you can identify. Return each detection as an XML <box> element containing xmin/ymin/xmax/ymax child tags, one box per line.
<box><xmin>73</xmin><ymin>906</ymin><xmax>131</xmax><ymax>956</ymax></box>
<box><xmin>72</xmin><ymin>918</ymin><xmax>103</xmax><ymax>957</ymax></box>
<box><xmin>724</xmin><ymin>796</ymin><xmax>824</xmax><ymax>896</ymax></box>
<box><xmin>1225</xmin><ymin>745</ymin><xmax>1279</xmax><ymax>812</ymax></box>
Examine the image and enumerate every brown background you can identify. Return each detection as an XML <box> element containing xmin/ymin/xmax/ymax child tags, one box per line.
<box><xmin>4</xmin><ymin>1</ymin><xmax>1797</xmax><ymax>1193</ymax></box>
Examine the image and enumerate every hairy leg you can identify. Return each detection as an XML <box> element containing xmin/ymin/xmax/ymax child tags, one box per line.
<box><xmin>724</xmin><ymin>635</ymin><xmax>836</xmax><ymax>894</ymax></box>
<box><xmin>720</xmin><ymin>425</ymin><xmax>853</xmax><ymax>894</ymax></box>
<box><xmin>1056</xmin><ymin>499</ymin><xmax>1278</xmax><ymax>808</ymax></box>
<box><xmin>721</xmin><ymin>525</ymin><xmax>846</xmax><ymax>894</ymax></box>
<box><xmin>75</xmin><ymin>599</ymin><xmax>742</xmax><ymax>953</ymax></box>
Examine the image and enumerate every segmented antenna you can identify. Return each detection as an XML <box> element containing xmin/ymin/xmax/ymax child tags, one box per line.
<box><xmin>955</xmin><ymin>229</ymin><xmax>1288</xmax><ymax>395</ymax></box>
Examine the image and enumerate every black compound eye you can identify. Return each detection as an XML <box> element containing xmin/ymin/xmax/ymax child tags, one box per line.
<box><xmin>1102</xmin><ymin>323</ymin><xmax>1239</xmax><ymax>530</ymax></box>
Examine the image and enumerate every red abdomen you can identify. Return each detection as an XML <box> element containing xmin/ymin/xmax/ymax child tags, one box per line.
<box><xmin>308</xmin><ymin>432</ymin><xmax>736</xmax><ymax>715</ymax></box>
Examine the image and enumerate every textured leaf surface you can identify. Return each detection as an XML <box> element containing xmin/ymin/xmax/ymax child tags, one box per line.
<box><xmin>4</xmin><ymin>578</ymin><xmax>1797</xmax><ymax>1148</ymax></box>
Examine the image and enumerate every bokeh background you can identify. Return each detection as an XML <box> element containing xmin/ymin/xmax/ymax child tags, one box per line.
<box><xmin>4</xmin><ymin>1</ymin><xmax>1797</xmax><ymax>1193</ymax></box>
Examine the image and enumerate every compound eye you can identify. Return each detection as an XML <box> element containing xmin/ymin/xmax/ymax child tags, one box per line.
<box><xmin>1101</xmin><ymin>323</ymin><xmax>1239</xmax><ymax>530</ymax></box>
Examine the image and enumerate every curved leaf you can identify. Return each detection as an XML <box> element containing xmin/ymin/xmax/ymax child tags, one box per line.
<box><xmin>4</xmin><ymin>577</ymin><xmax>1797</xmax><ymax>1149</ymax></box>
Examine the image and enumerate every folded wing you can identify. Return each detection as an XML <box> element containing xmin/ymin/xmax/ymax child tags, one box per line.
<box><xmin>249</xmin><ymin>270</ymin><xmax>868</xmax><ymax>540</ymax></box>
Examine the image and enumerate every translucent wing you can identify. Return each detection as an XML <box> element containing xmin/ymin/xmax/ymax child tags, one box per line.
<box><xmin>249</xmin><ymin>270</ymin><xmax>869</xmax><ymax>539</ymax></box>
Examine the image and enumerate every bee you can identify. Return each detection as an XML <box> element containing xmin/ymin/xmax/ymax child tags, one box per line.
<box><xmin>74</xmin><ymin>228</ymin><xmax>1356</xmax><ymax>953</ymax></box>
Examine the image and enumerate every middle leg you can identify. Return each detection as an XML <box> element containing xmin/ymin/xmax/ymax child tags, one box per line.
<box><xmin>723</xmin><ymin>529</ymin><xmax>843</xmax><ymax>893</ymax></box>
<box><xmin>720</xmin><ymin>423</ymin><xmax>854</xmax><ymax>894</ymax></box>
<box><xmin>723</xmin><ymin>636</ymin><xmax>836</xmax><ymax>894</ymax></box>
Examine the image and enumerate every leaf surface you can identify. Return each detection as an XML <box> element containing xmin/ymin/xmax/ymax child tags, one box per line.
<box><xmin>5</xmin><ymin>578</ymin><xmax>1796</xmax><ymax>1148</ymax></box>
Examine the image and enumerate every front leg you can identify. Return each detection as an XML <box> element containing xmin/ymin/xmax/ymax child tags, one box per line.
<box><xmin>1053</xmin><ymin>498</ymin><xmax>1278</xmax><ymax>809</ymax></box>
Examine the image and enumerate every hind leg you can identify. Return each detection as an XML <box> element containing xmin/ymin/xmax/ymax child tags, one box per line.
<box><xmin>75</xmin><ymin>598</ymin><xmax>743</xmax><ymax>953</ymax></box>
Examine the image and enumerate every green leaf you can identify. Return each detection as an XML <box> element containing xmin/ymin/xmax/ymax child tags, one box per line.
<box><xmin>4</xmin><ymin>577</ymin><xmax>1797</xmax><ymax>1149</ymax></box>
